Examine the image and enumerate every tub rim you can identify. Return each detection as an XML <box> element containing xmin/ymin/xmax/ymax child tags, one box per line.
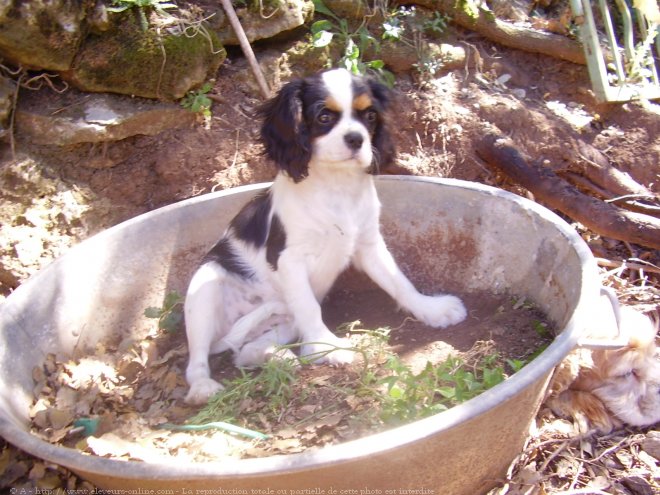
<box><xmin>0</xmin><ymin>176</ymin><xmax>599</xmax><ymax>480</ymax></box>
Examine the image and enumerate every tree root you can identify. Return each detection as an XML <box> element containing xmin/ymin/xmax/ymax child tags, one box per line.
<box><xmin>476</xmin><ymin>133</ymin><xmax>660</xmax><ymax>249</ymax></box>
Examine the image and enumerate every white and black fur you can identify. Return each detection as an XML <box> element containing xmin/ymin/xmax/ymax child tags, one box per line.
<box><xmin>184</xmin><ymin>69</ymin><xmax>467</xmax><ymax>404</ymax></box>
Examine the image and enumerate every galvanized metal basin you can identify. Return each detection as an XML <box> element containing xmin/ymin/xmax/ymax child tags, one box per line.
<box><xmin>0</xmin><ymin>177</ymin><xmax>601</xmax><ymax>494</ymax></box>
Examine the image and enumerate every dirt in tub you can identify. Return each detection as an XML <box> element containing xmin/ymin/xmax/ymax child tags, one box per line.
<box><xmin>29</xmin><ymin>288</ymin><xmax>554</xmax><ymax>462</ymax></box>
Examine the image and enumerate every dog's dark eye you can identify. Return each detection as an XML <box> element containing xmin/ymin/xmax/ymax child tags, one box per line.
<box><xmin>365</xmin><ymin>109</ymin><xmax>378</xmax><ymax>122</ymax></box>
<box><xmin>317</xmin><ymin>109</ymin><xmax>337</xmax><ymax>125</ymax></box>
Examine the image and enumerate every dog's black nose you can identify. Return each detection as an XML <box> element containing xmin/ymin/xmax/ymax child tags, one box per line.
<box><xmin>344</xmin><ymin>132</ymin><xmax>364</xmax><ymax>150</ymax></box>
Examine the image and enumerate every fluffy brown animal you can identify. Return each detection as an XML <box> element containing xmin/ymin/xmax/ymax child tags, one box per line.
<box><xmin>546</xmin><ymin>305</ymin><xmax>660</xmax><ymax>434</ymax></box>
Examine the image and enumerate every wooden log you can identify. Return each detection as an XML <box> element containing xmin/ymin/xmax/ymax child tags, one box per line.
<box><xmin>575</xmin><ymin>140</ymin><xmax>653</xmax><ymax>197</ymax></box>
<box><xmin>402</xmin><ymin>0</ymin><xmax>586</xmax><ymax>65</ymax></box>
<box><xmin>476</xmin><ymin>133</ymin><xmax>660</xmax><ymax>249</ymax></box>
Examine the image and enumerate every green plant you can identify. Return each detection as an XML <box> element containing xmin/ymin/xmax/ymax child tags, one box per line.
<box><xmin>424</xmin><ymin>11</ymin><xmax>450</xmax><ymax>37</ymax></box>
<box><xmin>107</xmin><ymin>0</ymin><xmax>177</xmax><ymax>31</ymax></box>
<box><xmin>190</xmin><ymin>357</ymin><xmax>298</xmax><ymax>425</ymax></box>
<box><xmin>454</xmin><ymin>0</ymin><xmax>494</xmax><ymax>22</ymax></box>
<box><xmin>380</xmin><ymin>6</ymin><xmax>451</xmax><ymax>82</ymax></box>
<box><xmin>310</xmin><ymin>0</ymin><xmax>394</xmax><ymax>85</ymax></box>
<box><xmin>144</xmin><ymin>291</ymin><xmax>184</xmax><ymax>333</ymax></box>
<box><xmin>181</xmin><ymin>82</ymin><xmax>213</xmax><ymax>128</ymax></box>
<box><xmin>187</xmin><ymin>321</ymin><xmax>547</xmax><ymax>437</ymax></box>
<box><xmin>378</xmin><ymin>352</ymin><xmax>508</xmax><ymax>423</ymax></box>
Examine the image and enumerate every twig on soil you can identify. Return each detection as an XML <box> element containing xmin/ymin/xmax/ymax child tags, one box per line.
<box><xmin>595</xmin><ymin>257</ymin><xmax>660</xmax><ymax>275</ymax></box>
<box><xmin>586</xmin><ymin>433</ymin><xmax>644</xmax><ymax>464</ymax></box>
<box><xmin>219</xmin><ymin>0</ymin><xmax>271</xmax><ymax>99</ymax></box>
<box><xmin>8</xmin><ymin>71</ymin><xmax>23</xmax><ymax>159</ymax></box>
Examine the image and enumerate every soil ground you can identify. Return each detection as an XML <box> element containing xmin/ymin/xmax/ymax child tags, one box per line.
<box><xmin>1</xmin><ymin>3</ymin><xmax>659</xmax><ymax>494</ymax></box>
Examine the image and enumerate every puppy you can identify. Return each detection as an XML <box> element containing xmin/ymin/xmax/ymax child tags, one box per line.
<box><xmin>547</xmin><ymin>306</ymin><xmax>660</xmax><ymax>433</ymax></box>
<box><xmin>184</xmin><ymin>69</ymin><xmax>467</xmax><ymax>405</ymax></box>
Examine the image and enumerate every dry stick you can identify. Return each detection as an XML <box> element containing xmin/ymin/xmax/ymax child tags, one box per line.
<box><xmin>8</xmin><ymin>72</ymin><xmax>24</xmax><ymax>159</ymax></box>
<box><xmin>576</xmin><ymin>146</ymin><xmax>652</xmax><ymax>198</ymax></box>
<box><xmin>219</xmin><ymin>0</ymin><xmax>271</xmax><ymax>100</ymax></box>
<box><xmin>561</xmin><ymin>172</ymin><xmax>660</xmax><ymax>218</ymax></box>
<box><xmin>595</xmin><ymin>257</ymin><xmax>660</xmax><ymax>275</ymax></box>
<box><xmin>475</xmin><ymin>133</ymin><xmax>660</xmax><ymax>250</ymax></box>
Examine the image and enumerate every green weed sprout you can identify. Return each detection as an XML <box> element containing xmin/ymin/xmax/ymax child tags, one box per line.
<box><xmin>181</xmin><ymin>83</ymin><xmax>213</xmax><ymax>128</ymax></box>
<box><xmin>107</xmin><ymin>0</ymin><xmax>177</xmax><ymax>31</ymax></box>
<box><xmin>144</xmin><ymin>291</ymin><xmax>184</xmax><ymax>333</ymax></box>
<box><xmin>310</xmin><ymin>0</ymin><xmax>394</xmax><ymax>85</ymax></box>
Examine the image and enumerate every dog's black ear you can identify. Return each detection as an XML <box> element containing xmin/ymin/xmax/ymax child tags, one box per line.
<box><xmin>258</xmin><ymin>79</ymin><xmax>311</xmax><ymax>182</ymax></box>
<box><xmin>368</xmin><ymin>79</ymin><xmax>396</xmax><ymax>173</ymax></box>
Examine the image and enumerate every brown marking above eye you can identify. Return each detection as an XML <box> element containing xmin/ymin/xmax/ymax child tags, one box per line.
<box><xmin>353</xmin><ymin>93</ymin><xmax>373</xmax><ymax>111</ymax></box>
<box><xmin>324</xmin><ymin>96</ymin><xmax>342</xmax><ymax>112</ymax></box>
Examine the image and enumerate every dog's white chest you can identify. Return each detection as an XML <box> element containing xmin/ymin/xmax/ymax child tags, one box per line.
<box><xmin>273</xmin><ymin>177</ymin><xmax>377</xmax><ymax>300</ymax></box>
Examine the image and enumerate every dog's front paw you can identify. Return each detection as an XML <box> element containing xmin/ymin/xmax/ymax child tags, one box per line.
<box><xmin>413</xmin><ymin>294</ymin><xmax>467</xmax><ymax>328</ymax></box>
<box><xmin>185</xmin><ymin>378</ymin><xmax>224</xmax><ymax>405</ymax></box>
<box><xmin>300</xmin><ymin>337</ymin><xmax>354</xmax><ymax>365</ymax></box>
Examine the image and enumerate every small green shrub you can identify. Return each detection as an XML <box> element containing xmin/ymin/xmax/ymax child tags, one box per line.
<box><xmin>181</xmin><ymin>82</ymin><xmax>213</xmax><ymax>128</ymax></box>
<box><xmin>310</xmin><ymin>0</ymin><xmax>394</xmax><ymax>85</ymax></box>
<box><xmin>144</xmin><ymin>291</ymin><xmax>184</xmax><ymax>333</ymax></box>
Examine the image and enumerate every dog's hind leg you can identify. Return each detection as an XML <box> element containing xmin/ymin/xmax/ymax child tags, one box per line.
<box><xmin>184</xmin><ymin>263</ymin><xmax>227</xmax><ymax>405</ymax></box>
<box><xmin>234</xmin><ymin>323</ymin><xmax>298</xmax><ymax>368</ymax></box>
<box><xmin>222</xmin><ymin>301</ymin><xmax>289</xmax><ymax>353</ymax></box>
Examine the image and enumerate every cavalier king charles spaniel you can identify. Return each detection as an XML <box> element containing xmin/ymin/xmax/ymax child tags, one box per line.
<box><xmin>183</xmin><ymin>69</ymin><xmax>467</xmax><ymax>404</ymax></box>
<box><xmin>547</xmin><ymin>306</ymin><xmax>660</xmax><ymax>434</ymax></box>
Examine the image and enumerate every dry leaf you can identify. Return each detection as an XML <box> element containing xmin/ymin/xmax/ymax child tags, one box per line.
<box><xmin>87</xmin><ymin>433</ymin><xmax>168</xmax><ymax>463</ymax></box>
<box><xmin>28</xmin><ymin>462</ymin><xmax>46</xmax><ymax>480</ymax></box>
<box><xmin>270</xmin><ymin>438</ymin><xmax>303</xmax><ymax>452</ymax></box>
<box><xmin>55</xmin><ymin>385</ymin><xmax>78</xmax><ymax>410</ymax></box>
<box><xmin>313</xmin><ymin>412</ymin><xmax>344</xmax><ymax>429</ymax></box>
<box><xmin>48</xmin><ymin>408</ymin><xmax>73</xmax><ymax>430</ymax></box>
<box><xmin>616</xmin><ymin>449</ymin><xmax>634</xmax><ymax>469</ymax></box>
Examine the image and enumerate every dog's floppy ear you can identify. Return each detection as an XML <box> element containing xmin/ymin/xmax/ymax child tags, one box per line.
<box><xmin>258</xmin><ymin>79</ymin><xmax>311</xmax><ymax>182</ymax></box>
<box><xmin>368</xmin><ymin>79</ymin><xmax>396</xmax><ymax>173</ymax></box>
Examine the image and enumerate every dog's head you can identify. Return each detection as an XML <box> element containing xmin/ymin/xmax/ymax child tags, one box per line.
<box><xmin>258</xmin><ymin>68</ymin><xmax>396</xmax><ymax>182</ymax></box>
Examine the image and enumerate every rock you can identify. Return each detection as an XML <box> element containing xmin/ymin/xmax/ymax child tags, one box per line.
<box><xmin>0</xmin><ymin>0</ymin><xmax>92</xmax><ymax>71</ymax></box>
<box><xmin>229</xmin><ymin>41</ymin><xmax>333</xmax><ymax>97</ymax></box>
<box><xmin>210</xmin><ymin>0</ymin><xmax>314</xmax><ymax>45</ymax></box>
<box><xmin>63</xmin><ymin>14</ymin><xmax>226</xmax><ymax>100</ymax></box>
<box><xmin>437</xmin><ymin>43</ymin><xmax>467</xmax><ymax>70</ymax></box>
<box><xmin>381</xmin><ymin>41</ymin><xmax>466</xmax><ymax>74</ymax></box>
<box><xmin>15</xmin><ymin>91</ymin><xmax>196</xmax><ymax>146</ymax></box>
<box><xmin>0</xmin><ymin>2</ymin><xmax>226</xmax><ymax>100</ymax></box>
<box><xmin>489</xmin><ymin>0</ymin><xmax>530</xmax><ymax>23</ymax></box>
<box><xmin>322</xmin><ymin>0</ymin><xmax>367</xmax><ymax>20</ymax></box>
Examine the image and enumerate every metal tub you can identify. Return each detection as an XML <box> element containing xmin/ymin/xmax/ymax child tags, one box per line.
<box><xmin>0</xmin><ymin>177</ymin><xmax>601</xmax><ymax>494</ymax></box>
